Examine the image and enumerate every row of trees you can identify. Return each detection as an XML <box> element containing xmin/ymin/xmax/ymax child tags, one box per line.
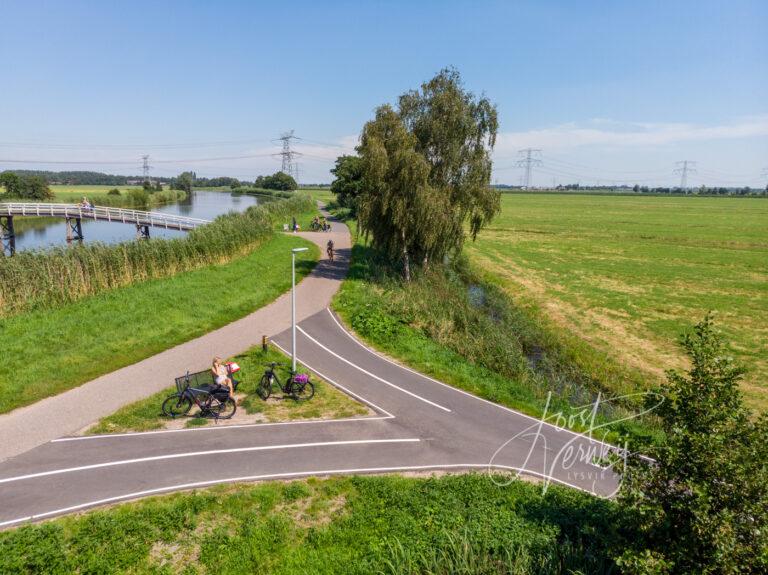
<box><xmin>0</xmin><ymin>171</ymin><xmax>54</xmax><ymax>200</ymax></box>
<box><xmin>630</xmin><ymin>184</ymin><xmax>766</xmax><ymax>196</ymax></box>
<box><xmin>3</xmin><ymin>170</ymin><xmax>163</xmax><ymax>186</ymax></box>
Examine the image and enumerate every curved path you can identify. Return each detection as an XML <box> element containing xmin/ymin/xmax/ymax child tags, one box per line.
<box><xmin>0</xmin><ymin>213</ymin><xmax>622</xmax><ymax>529</ymax></box>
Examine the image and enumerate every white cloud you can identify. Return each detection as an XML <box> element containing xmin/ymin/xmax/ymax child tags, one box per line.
<box><xmin>493</xmin><ymin>115</ymin><xmax>768</xmax><ymax>155</ymax></box>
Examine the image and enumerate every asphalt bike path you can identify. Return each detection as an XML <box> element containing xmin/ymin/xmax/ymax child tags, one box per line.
<box><xmin>0</xmin><ymin>213</ymin><xmax>622</xmax><ymax>528</ymax></box>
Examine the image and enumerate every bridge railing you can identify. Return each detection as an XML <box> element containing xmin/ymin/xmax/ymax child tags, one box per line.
<box><xmin>0</xmin><ymin>203</ymin><xmax>211</xmax><ymax>230</ymax></box>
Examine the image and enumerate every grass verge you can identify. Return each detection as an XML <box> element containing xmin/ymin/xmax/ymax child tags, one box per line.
<box><xmin>0</xmin><ymin>474</ymin><xmax>625</xmax><ymax>574</ymax></box>
<box><xmin>87</xmin><ymin>346</ymin><xmax>369</xmax><ymax>435</ymax></box>
<box><xmin>0</xmin><ymin>234</ymin><xmax>318</xmax><ymax>414</ymax></box>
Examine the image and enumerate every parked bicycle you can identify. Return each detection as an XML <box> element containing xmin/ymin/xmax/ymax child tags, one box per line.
<box><xmin>257</xmin><ymin>362</ymin><xmax>315</xmax><ymax>401</ymax></box>
<box><xmin>162</xmin><ymin>364</ymin><xmax>240</xmax><ymax>419</ymax></box>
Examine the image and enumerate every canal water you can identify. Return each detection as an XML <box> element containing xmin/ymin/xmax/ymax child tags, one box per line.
<box><xmin>10</xmin><ymin>190</ymin><xmax>261</xmax><ymax>252</ymax></box>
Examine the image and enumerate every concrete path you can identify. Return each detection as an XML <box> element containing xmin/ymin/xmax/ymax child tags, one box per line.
<box><xmin>0</xmin><ymin>211</ymin><xmax>350</xmax><ymax>462</ymax></box>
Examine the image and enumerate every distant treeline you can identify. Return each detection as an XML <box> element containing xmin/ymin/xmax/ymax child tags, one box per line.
<box><xmin>8</xmin><ymin>170</ymin><xmax>172</xmax><ymax>186</ymax></box>
<box><xmin>494</xmin><ymin>183</ymin><xmax>768</xmax><ymax>196</ymax></box>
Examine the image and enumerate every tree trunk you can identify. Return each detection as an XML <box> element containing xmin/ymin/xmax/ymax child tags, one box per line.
<box><xmin>401</xmin><ymin>229</ymin><xmax>411</xmax><ymax>282</ymax></box>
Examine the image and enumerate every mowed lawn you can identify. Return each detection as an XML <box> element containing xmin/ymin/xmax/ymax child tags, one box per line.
<box><xmin>465</xmin><ymin>193</ymin><xmax>768</xmax><ymax>410</ymax></box>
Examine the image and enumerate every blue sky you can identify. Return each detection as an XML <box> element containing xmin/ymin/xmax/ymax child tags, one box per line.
<box><xmin>1</xmin><ymin>0</ymin><xmax>766</xmax><ymax>186</ymax></box>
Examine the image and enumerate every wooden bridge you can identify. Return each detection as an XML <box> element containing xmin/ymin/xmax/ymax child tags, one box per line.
<box><xmin>0</xmin><ymin>203</ymin><xmax>211</xmax><ymax>255</ymax></box>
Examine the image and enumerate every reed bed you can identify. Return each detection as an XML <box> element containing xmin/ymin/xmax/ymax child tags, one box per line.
<box><xmin>0</xmin><ymin>193</ymin><xmax>314</xmax><ymax>317</ymax></box>
<box><xmin>81</xmin><ymin>188</ymin><xmax>188</xmax><ymax>209</ymax></box>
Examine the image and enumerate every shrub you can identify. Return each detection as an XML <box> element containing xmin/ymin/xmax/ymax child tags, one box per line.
<box><xmin>126</xmin><ymin>188</ymin><xmax>150</xmax><ymax>208</ymax></box>
<box><xmin>618</xmin><ymin>315</ymin><xmax>768</xmax><ymax>574</ymax></box>
<box><xmin>107</xmin><ymin>188</ymin><xmax>121</xmax><ymax>196</ymax></box>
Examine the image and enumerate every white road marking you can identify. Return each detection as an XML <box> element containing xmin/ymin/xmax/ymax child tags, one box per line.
<box><xmin>270</xmin><ymin>340</ymin><xmax>395</xmax><ymax>418</ymax></box>
<box><xmin>0</xmin><ymin>439</ymin><xmax>419</xmax><ymax>485</ymax></box>
<box><xmin>0</xmin><ymin>462</ymin><xmax>610</xmax><ymax>528</ymax></box>
<box><xmin>52</xmin><ymin>416</ymin><xmax>392</xmax><ymax>443</ymax></box>
<box><xmin>324</xmin><ymin>308</ymin><xmax>651</xmax><ymax>461</ymax></box>
<box><xmin>295</xmin><ymin>326</ymin><xmax>452</xmax><ymax>413</ymax></box>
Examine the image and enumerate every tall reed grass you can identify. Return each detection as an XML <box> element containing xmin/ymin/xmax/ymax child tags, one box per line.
<box><xmin>0</xmin><ymin>194</ymin><xmax>314</xmax><ymax>317</ymax></box>
<box><xmin>86</xmin><ymin>188</ymin><xmax>188</xmax><ymax>209</ymax></box>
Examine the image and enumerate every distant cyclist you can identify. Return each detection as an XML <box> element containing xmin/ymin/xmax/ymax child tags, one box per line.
<box><xmin>326</xmin><ymin>239</ymin><xmax>334</xmax><ymax>261</ymax></box>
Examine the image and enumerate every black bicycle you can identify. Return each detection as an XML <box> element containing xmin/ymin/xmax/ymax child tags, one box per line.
<box><xmin>257</xmin><ymin>362</ymin><xmax>315</xmax><ymax>401</ymax></box>
<box><xmin>162</xmin><ymin>371</ymin><xmax>237</xmax><ymax>419</ymax></box>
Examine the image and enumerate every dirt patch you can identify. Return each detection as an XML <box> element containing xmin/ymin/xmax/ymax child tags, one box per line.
<box><xmin>150</xmin><ymin>540</ymin><xmax>198</xmax><ymax>574</ymax></box>
<box><xmin>276</xmin><ymin>493</ymin><xmax>348</xmax><ymax>529</ymax></box>
<box><xmin>149</xmin><ymin>513</ymin><xmax>239</xmax><ymax>573</ymax></box>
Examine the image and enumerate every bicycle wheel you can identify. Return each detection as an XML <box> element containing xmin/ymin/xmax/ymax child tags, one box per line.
<box><xmin>292</xmin><ymin>381</ymin><xmax>315</xmax><ymax>401</ymax></box>
<box><xmin>162</xmin><ymin>394</ymin><xmax>192</xmax><ymax>418</ymax></box>
<box><xmin>257</xmin><ymin>374</ymin><xmax>272</xmax><ymax>400</ymax></box>
<box><xmin>208</xmin><ymin>397</ymin><xmax>237</xmax><ymax>419</ymax></box>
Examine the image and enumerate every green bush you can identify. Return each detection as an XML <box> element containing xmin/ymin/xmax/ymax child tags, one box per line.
<box><xmin>126</xmin><ymin>188</ymin><xmax>150</xmax><ymax>208</ymax></box>
<box><xmin>107</xmin><ymin>188</ymin><xmax>121</xmax><ymax>196</ymax></box>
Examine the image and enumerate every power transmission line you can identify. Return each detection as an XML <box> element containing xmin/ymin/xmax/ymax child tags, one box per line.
<box><xmin>674</xmin><ymin>160</ymin><xmax>697</xmax><ymax>190</ymax></box>
<box><xmin>274</xmin><ymin>130</ymin><xmax>302</xmax><ymax>183</ymax></box>
<box><xmin>0</xmin><ymin>152</ymin><xmax>277</xmax><ymax>165</ymax></box>
<box><xmin>515</xmin><ymin>148</ymin><xmax>542</xmax><ymax>189</ymax></box>
<box><xmin>0</xmin><ymin>138</ymin><xmax>275</xmax><ymax>150</ymax></box>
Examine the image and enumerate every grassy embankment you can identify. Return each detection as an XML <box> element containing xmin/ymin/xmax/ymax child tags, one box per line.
<box><xmin>465</xmin><ymin>193</ymin><xmax>768</xmax><ymax>411</ymax></box>
<box><xmin>0</xmin><ymin>195</ymin><xmax>319</xmax><ymax>414</ymax></box>
<box><xmin>0</xmin><ymin>474</ymin><xmax>625</xmax><ymax>574</ymax></box>
<box><xmin>88</xmin><ymin>346</ymin><xmax>369</xmax><ymax>434</ymax></box>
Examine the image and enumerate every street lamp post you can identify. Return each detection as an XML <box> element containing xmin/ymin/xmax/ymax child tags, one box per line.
<box><xmin>291</xmin><ymin>247</ymin><xmax>309</xmax><ymax>373</ymax></box>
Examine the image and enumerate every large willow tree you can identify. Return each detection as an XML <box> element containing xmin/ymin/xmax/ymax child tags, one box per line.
<box><xmin>357</xmin><ymin>68</ymin><xmax>500</xmax><ymax>280</ymax></box>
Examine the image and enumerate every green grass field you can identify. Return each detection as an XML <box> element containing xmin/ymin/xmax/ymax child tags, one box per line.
<box><xmin>50</xmin><ymin>184</ymin><xmax>143</xmax><ymax>199</ymax></box>
<box><xmin>0</xmin><ymin>474</ymin><xmax>622</xmax><ymax>574</ymax></box>
<box><xmin>0</xmin><ymin>234</ymin><xmax>318</xmax><ymax>414</ymax></box>
<box><xmin>465</xmin><ymin>193</ymin><xmax>768</xmax><ymax>410</ymax></box>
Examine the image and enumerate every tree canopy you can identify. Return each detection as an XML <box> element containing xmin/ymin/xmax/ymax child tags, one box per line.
<box><xmin>0</xmin><ymin>171</ymin><xmax>54</xmax><ymax>200</ymax></box>
<box><xmin>171</xmin><ymin>172</ymin><xmax>195</xmax><ymax>193</ymax></box>
<box><xmin>258</xmin><ymin>171</ymin><xmax>298</xmax><ymax>191</ymax></box>
<box><xmin>356</xmin><ymin>68</ymin><xmax>500</xmax><ymax>279</ymax></box>
<box><xmin>330</xmin><ymin>155</ymin><xmax>364</xmax><ymax>213</ymax></box>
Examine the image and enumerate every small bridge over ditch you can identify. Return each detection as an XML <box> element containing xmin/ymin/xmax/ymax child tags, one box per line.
<box><xmin>0</xmin><ymin>203</ymin><xmax>211</xmax><ymax>255</ymax></box>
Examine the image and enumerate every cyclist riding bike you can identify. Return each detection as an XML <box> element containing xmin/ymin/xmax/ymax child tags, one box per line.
<box><xmin>326</xmin><ymin>239</ymin><xmax>335</xmax><ymax>262</ymax></box>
